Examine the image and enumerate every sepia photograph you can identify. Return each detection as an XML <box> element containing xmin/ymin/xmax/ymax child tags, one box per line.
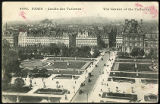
<box><xmin>2</xmin><ymin>1</ymin><xmax>159</xmax><ymax>103</ymax></box>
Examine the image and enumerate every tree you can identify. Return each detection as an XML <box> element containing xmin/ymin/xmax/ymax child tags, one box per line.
<box><xmin>62</xmin><ymin>46</ymin><xmax>69</xmax><ymax>57</ymax></box>
<box><xmin>32</xmin><ymin>67</ymin><xmax>39</xmax><ymax>73</ymax></box>
<box><xmin>14</xmin><ymin>78</ymin><xmax>25</xmax><ymax>89</ymax></box>
<box><xmin>50</xmin><ymin>43</ymin><xmax>60</xmax><ymax>56</ymax></box>
<box><xmin>68</xmin><ymin>47</ymin><xmax>76</xmax><ymax>57</ymax></box>
<box><xmin>130</xmin><ymin>47</ymin><xmax>140</xmax><ymax>57</ymax></box>
<box><xmin>57</xmin><ymin>42</ymin><xmax>66</xmax><ymax>56</ymax></box>
<box><xmin>2</xmin><ymin>39</ymin><xmax>21</xmax><ymax>90</ymax></box>
<box><xmin>130</xmin><ymin>47</ymin><xmax>145</xmax><ymax>58</ymax></box>
<box><xmin>139</xmin><ymin>49</ymin><xmax>145</xmax><ymax>56</ymax></box>
<box><xmin>147</xmin><ymin>48</ymin><xmax>158</xmax><ymax>59</ymax></box>
<box><xmin>93</xmin><ymin>47</ymin><xmax>100</xmax><ymax>58</ymax></box>
<box><xmin>21</xmin><ymin>68</ymin><xmax>30</xmax><ymax>77</ymax></box>
<box><xmin>39</xmin><ymin>68</ymin><xmax>48</xmax><ymax>74</ymax></box>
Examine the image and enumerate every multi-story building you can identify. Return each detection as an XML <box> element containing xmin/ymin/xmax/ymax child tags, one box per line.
<box><xmin>76</xmin><ymin>31</ymin><xmax>97</xmax><ymax>47</ymax></box>
<box><xmin>116</xmin><ymin>34</ymin><xmax>123</xmax><ymax>51</ymax></box>
<box><xmin>18</xmin><ymin>32</ymin><xmax>69</xmax><ymax>47</ymax></box>
<box><xmin>3</xmin><ymin>36</ymin><xmax>14</xmax><ymax>47</ymax></box>
<box><xmin>122</xmin><ymin>19</ymin><xmax>145</xmax><ymax>53</ymax></box>
<box><xmin>76</xmin><ymin>37</ymin><xmax>97</xmax><ymax>47</ymax></box>
<box><xmin>101</xmin><ymin>35</ymin><xmax>109</xmax><ymax>48</ymax></box>
<box><xmin>144</xmin><ymin>32</ymin><xmax>158</xmax><ymax>54</ymax></box>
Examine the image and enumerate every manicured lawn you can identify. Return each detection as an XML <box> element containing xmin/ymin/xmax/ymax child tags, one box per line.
<box><xmin>47</xmin><ymin>62</ymin><xmax>86</xmax><ymax>69</ymax></box>
<box><xmin>110</xmin><ymin>72</ymin><xmax>137</xmax><ymax>77</ymax></box>
<box><xmin>20</xmin><ymin>96</ymin><xmax>61</xmax><ymax>103</ymax></box>
<box><xmin>30</xmin><ymin>73</ymin><xmax>51</xmax><ymax>78</ymax></box>
<box><xmin>118</xmin><ymin>63</ymin><xmax>155</xmax><ymax>72</ymax></box>
<box><xmin>21</xmin><ymin>58</ymin><xmax>88</xmax><ymax>70</ymax></box>
<box><xmin>47</xmin><ymin>70</ymin><xmax>83</xmax><ymax>75</ymax></box>
<box><xmin>21</xmin><ymin>60</ymin><xmax>48</xmax><ymax>69</ymax></box>
<box><xmin>112</xmin><ymin>77</ymin><xmax>135</xmax><ymax>83</ymax></box>
<box><xmin>110</xmin><ymin>72</ymin><xmax>158</xmax><ymax>79</ymax></box>
<box><xmin>3</xmin><ymin>96</ymin><xmax>61</xmax><ymax>103</ymax></box>
<box><xmin>118</xmin><ymin>63</ymin><xmax>135</xmax><ymax>72</ymax></box>
<box><xmin>47</xmin><ymin>57</ymin><xmax>94</xmax><ymax>61</ymax></box>
<box><xmin>137</xmin><ymin>64</ymin><xmax>155</xmax><ymax>72</ymax></box>
<box><xmin>3</xmin><ymin>95</ymin><xmax>17</xmax><ymax>103</ymax></box>
<box><xmin>116</xmin><ymin>58</ymin><xmax>158</xmax><ymax>63</ymax></box>
<box><xmin>4</xmin><ymin>86</ymin><xmax>32</xmax><ymax>93</ymax></box>
<box><xmin>35</xmin><ymin>88</ymin><xmax>69</xmax><ymax>95</ymax></box>
<box><xmin>138</xmin><ymin>73</ymin><xmax>158</xmax><ymax>79</ymax></box>
<box><xmin>102</xmin><ymin>92</ymin><xmax>137</xmax><ymax>101</ymax></box>
<box><xmin>141</xmin><ymin>79</ymin><xmax>158</xmax><ymax>84</ymax></box>
<box><xmin>55</xmin><ymin>74</ymin><xmax>79</xmax><ymax>79</ymax></box>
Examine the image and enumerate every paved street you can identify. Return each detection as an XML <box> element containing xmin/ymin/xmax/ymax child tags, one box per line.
<box><xmin>71</xmin><ymin>51</ymin><xmax>111</xmax><ymax>102</ymax></box>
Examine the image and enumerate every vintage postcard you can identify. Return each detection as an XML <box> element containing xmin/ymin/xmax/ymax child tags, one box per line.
<box><xmin>2</xmin><ymin>1</ymin><xmax>159</xmax><ymax>103</ymax></box>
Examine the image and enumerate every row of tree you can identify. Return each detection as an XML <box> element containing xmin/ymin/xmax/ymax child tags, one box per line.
<box><xmin>118</xmin><ymin>47</ymin><xmax>158</xmax><ymax>59</ymax></box>
<box><xmin>18</xmin><ymin>43</ymin><xmax>100</xmax><ymax>60</ymax></box>
<box><xmin>2</xmin><ymin>39</ymin><xmax>21</xmax><ymax>90</ymax></box>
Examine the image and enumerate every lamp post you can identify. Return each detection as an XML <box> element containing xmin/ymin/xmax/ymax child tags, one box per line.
<box><xmin>90</xmin><ymin>48</ymin><xmax>94</xmax><ymax>61</ymax></box>
<box><xmin>134</xmin><ymin>59</ymin><xmax>138</xmax><ymax>76</ymax></box>
<box><xmin>16</xmin><ymin>96</ymin><xmax>20</xmax><ymax>103</ymax></box>
<box><xmin>86</xmin><ymin>93</ymin><xmax>88</xmax><ymax>102</ymax></box>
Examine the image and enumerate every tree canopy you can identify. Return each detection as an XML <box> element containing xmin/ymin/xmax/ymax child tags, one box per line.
<box><xmin>130</xmin><ymin>47</ymin><xmax>145</xmax><ymax>57</ymax></box>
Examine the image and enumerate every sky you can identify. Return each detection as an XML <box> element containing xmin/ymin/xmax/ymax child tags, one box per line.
<box><xmin>2</xmin><ymin>2</ymin><xmax>159</xmax><ymax>23</ymax></box>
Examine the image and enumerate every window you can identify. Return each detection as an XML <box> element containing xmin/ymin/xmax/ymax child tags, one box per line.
<box><xmin>145</xmin><ymin>43</ymin><xmax>148</xmax><ymax>47</ymax></box>
<box><xmin>135</xmin><ymin>43</ymin><xmax>137</xmax><ymax>46</ymax></box>
<box><xmin>140</xmin><ymin>43</ymin><xmax>142</xmax><ymax>46</ymax></box>
<box><xmin>130</xmin><ymin>43</ymin><xmax>132</xmax><ymax>46</ymax></box>
<box><xmin>132</xmin><ymin>37</ymin><xmax>135</xmax><ymax>40</ymax></box>
<box><xmin>135</xmin><ymin>37</ymin><xmax>137</xmax><ymax>40</ymax></box>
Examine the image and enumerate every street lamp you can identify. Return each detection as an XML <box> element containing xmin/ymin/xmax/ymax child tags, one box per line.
<box><xmin>134</xmin><ymin>59</ymin><xmax>138</xmax><ymax>76</ymax></box>
<box><xmin>86</xmin><ymin>93</ymin><xmax>88</xmax><ymax>102</ymax></box>
<box><xmin>90</xmin><ymin>48</ymin><xmax>94</xmax><ymax>61</ymax></box>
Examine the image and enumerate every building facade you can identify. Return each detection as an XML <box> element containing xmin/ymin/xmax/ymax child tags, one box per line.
<box><xmin>122</xmin><ymin>19</ymin><xmax>145</xmax><ymax>53</ymax></box>
<box><xmin>116</xmin><ymin>35</ymin><xmax>123</xmax><ymax>51</ymax></box>
<box><xmin>76</xmin><ymin>31</ymin><xmax>97</xmax><ymax>47</ymax></box>
<box><xmin>18</xmin><ymin>32</ymin><xmax>69</xmax><ymax>47</ymax></box>
<box><xmin>3</xmin><ymin>36</ymin><xmax>14</xmax><ymax>47</ymax></box>
<box><xmin>144</xmin><ymin>32</ymin><xmax>158</xmax><ymax>54</ymax></box>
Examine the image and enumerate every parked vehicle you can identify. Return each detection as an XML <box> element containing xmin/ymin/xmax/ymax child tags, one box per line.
<box><xmin>80</xmin><ymin>83</ymin><xmax>85</xmax><ymax>87</ymax></box>
<box><xmin>79</xmin><ymin>90</ymin><xmax>83</xmax><ymax>94</ymax></box>
<box><xmin>88</xmin><ymin>78</ymin><xmax>91</xmax><ymax>82</ymax></box>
